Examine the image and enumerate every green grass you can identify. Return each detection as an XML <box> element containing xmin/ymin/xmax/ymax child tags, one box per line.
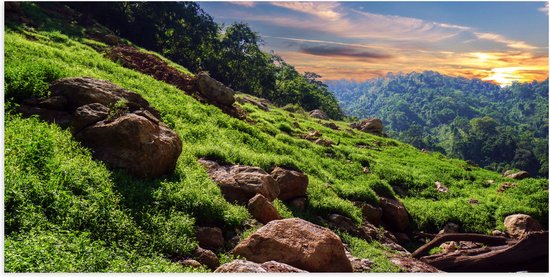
<box><xmin>4</xmin><ymin>12</ymin><xmax>548</xmax><ymax>272</ymax></box>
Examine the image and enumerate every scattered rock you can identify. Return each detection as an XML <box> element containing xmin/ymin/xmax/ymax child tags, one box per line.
<box><xmin>196</xmin><ymin>226</ymin><xmax>224</xmax><ymax>250</ymax></box>
<box><xmin>491</xmin><ymin>230</ymin><xmax>506</xmax><ymax>237</ymax></box>
<box><xmin>327</xmin><ymin>214</ymin><xmax>356</xmax><ymax>233</ymax></box>
<box><xmin>497</xmin><ymin>182</ymin><xmax>517</xmax><ymax>193</ymax></box>
<box><xmin>503</xmin><ymin>214</ymin><xmax>543</xmax><ymax>239</ymax></box>
<box><xmin>237</xmin><ymin>96</ymin><xmax>270</xmax><ymax>111</ymax></box>
<box><xmin>441</xmin><ymin>241</ymin><xmax>458</xmax><ymax>254</ymax></box>
<box><xmin>309</xmin><ymin>109</ymin><xmax>327</xmax><ymax>119</ymax></box>
<box><xmin>351</xmin><ymin>118</ymin><xmax>384</xmax><ymax>135</ymax></box>
<box><xmin>180</xmin><ymin>259</ymin><xmax>203</xmax><ymax>268</ymax></box>
<box><xmin>248</xmin><ymin>194</ymin><xmax>281</xmax><ymax>224</ymax></box>
<box><xmin>74</xmin><ymin>113</ymin><xmax>182</xmax><ymax>178</ymax></box>
<box><xmin>392</xmin><ymin>232</ymin><xmax>411</xmax><ymax>244</ymax></box>
<box><xmin>323</xmin><ymin>121</ymin><xmax>339</xmax><ymax>130</ymax></box>
<box><xmin>232</xmin><ymin>218</ymin><xmax>353</xmax><ymax>272</ymax></box>
<box><xmin>303</xmin><ymin>130</ymin><xmax>322</xmax><ymax>140</ymax></box>
<box><xmin>37</xmin><ymin>95</ymin><xmax>68</xmax><ymax>110</ymax></box>
<box><xmin>194</xmin><ymin>247</ymin><xmax>220</xmax><ymax>270</ymax></box>
<box><xmin>503</xmin><ymin>170</ymin><xmax>530</xmax><ymax>180</ymax></box>
<box><xmin>288</xmin><ymin>197</ymin><xmax>307</xmax><ymax>212</ymax></box>
<box><xmin>214</xmin><ymin>260</ymin><xmax>307</xmax><ymax>273</ymax></box>
<box><xmin>16</xmin><ymin>105</ymin><xmax>73</xmax><ymax>128</ymax></box>
<box><xmin>389</xmin><ymin>255</ymin><xmax>441</xmax><ymax>272</ymax></box>
<box><xmin>314</xmin><ymin>138</ymin><xmax>334</xmax><ymax>146</ymax></box>
<box><xmin>71</xmin><ymin>103</ymin><xmax>110</xmax><ymax>133</ymax></box>
<box><xmin>198</xmin><ymin>159</ymin><xmax>279</xmax><ymax>203</ymax></box>
<box><xmin>363</xmin><ymin>166</ymin><xmax>370</xmax><ymax>174</ymax></box>
<box><xmin>439</xmin><ymin>222</ymin><xmax>460</xmax><ymax>234</ymax></box>
<box><xmin>196</xmin><ymin>72</ymin><xmax>235</xmax><ymax>106</ymax></box>
<box><xmin>379</xmin><ymin>197</ymin><xmax>409</xmax><ymax>232</ymax></box>
<box><xmin>468</xmin><ymin>198</ymin><xmax>479</xmax><ymax>205</ymax></box>
<box><xmin>435</xmin><ymin>181</ymin><xmax>449</xmax><ymax>193</ymax></box>
<box><xmin>270</xmin><ymin>167</ymin><xmax>308</xmax><ymax>201</ymax></box>
<box><xmin>345</xmin><ymin>250</ymin><xmax>374</xmax><ymax>272</ymax></box>
<box><xmin>361</xmin><ymin>203</ymin><xmax>383</xmax><ymax>226</ymax></box>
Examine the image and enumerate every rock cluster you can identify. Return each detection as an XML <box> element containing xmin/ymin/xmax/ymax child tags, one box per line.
<box><xmin>351</xmin><ymin>118</ymin><xmax>384</xmax><ymax>135</ymax></box>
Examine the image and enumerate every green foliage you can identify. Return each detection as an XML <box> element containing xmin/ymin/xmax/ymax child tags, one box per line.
<box><xmin>341</xmin><ymin>233</ymin><xmax>402</xmax><ymax>273</ymax></box>
<box><xmin>4</xmin><ymin>58</ymin><xmax>63</xmax><ymax>102</ymax></box>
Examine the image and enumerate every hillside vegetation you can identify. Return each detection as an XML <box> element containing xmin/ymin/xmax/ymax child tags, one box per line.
<box><xmin>328</xmin><ymin>71</ymin><xmax>549</xmax><ymax>177</ymax></box>
<box><xmin>4</xmin><ymin>2</ymin><xmax>548</xmax><ymax>273</ymax></box>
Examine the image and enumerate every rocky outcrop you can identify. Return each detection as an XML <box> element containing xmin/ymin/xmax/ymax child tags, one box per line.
<box><xmin>270</xmin><ymin>167</ymin><xmax>308</xmax><ymax>201</ymax></box>
<box><xmin>359</xmin><ymin>203</ymin><xmax>383</xmax><ymax>226</ymax></box>
<box><xmin>214</xmin><ymin>260</ymin><xmax>307</xmax><ymax>273</ymax></box>
<box><xmin>503</xmin><ymin>214</ymin><xmax>543</xmax><ymax>239</ymax></box>
<box><xmin>248</xmin><ymin>194</ymin><xmax>281</xmax><ymax>224</ymax></box>
<box><xmin>198</xmin><ymin>159</ymin><xmax>279</xmax><ymax>203</ymax></box>
<box><xmin>309</xmin><ymin>109</ymin><xmax>327</xmax><ymax>119</ymax></box>
<box><xmin>379</xmin><ymin>197</ymin><xmax>409</xmax><ymax>232</ymax></box>
<box><xmin>351</xmin><ymin>118</ymin><xmax>384</xmax><ymax>135</ymax></box>
<box><xmin>232</xmin><ymin>218</ymin><xmax>353</xmax><ymax>272</ymax></box>
<box><xmin>503</xmin><ymin>170</ymin><xmax>530</xmax><ymax>180</ymax></box>
<box><xmin>18</xmin><ymin>77</ymin><xmax>181</xmax><ymax>179</ymax></box>
<box><xmin>196</xmin><ymin>226</ymin><xmax>224</xmax><ymax>250</ymax></box>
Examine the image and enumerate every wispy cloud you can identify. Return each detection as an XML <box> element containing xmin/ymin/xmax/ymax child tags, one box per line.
<box><xmin>299</xmin><ymin>44</ymin><xmax>393</xmax><ymax>60</ymax></box>
<box><xmin>474</xmin><ymin>32</ymin><xmax>537</xmax><ymax>50</ymax></box>
<box><xmin>538</xmin><ymin>2</ymin><xmax>549</xmax><ymax>14</ymax></box>
<box><xmin>229</xmin><ymin>1</ymin><xmax>256</xmax><ymax>8</ymax></box>
<box><xmin>270</xmin><ymin>2</ymin><xmax>343</xmax><ymax>20</ymax></box>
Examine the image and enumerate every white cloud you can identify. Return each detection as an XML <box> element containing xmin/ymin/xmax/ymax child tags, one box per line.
<box><xmin>270</xmin><ymin>2</ymin><xmax>343</xmax><ymax>21</ymax></box>
<box><xmin>474</xmin><ymin>32</ymin><xmax>536</xmax><ymax>50</ymax></box>
<box><xmin>229</xmin><ymin>1</ymin><xmax>256</xmax><ymax>8</ymax></box>
<box><xmin>538</xmin><ymin>2</ymin><xmax>549</xmax><ymax>14</ymax></box>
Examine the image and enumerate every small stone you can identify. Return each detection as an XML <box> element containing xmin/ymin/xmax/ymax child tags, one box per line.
<box><xmin>196</xmin><ymin>226</ymin><xmax>224</xmax><ymax>250</ymax></box>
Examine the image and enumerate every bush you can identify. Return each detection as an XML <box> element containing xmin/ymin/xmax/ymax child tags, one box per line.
<box><xmin>5</xmin><ymin>60</ymin><xmax>62</xmax><ymax>102</ymax></box>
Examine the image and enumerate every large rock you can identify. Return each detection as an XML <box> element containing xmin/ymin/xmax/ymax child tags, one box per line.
<box><xmin>248</xmin><ymin>194</ymin><xmax>281</xmax><ymax>224</ymax></box>
<box><xmin>196</xmin><ymin>226</ymin><xmax>224</xmax><ymax>250</ymax></box>
<box><xmin>74</xmin><ymin>113</ymin><xmax>181</xmax><ymax>178</ymax></box>
<box><xmin>214</xmin><ymin>260</ymin><xmax>307</xmax><ymax>273</ymax></box>
<box><xmin>309</xmin><ymin>109</ymin><xmax>328</xmax><ymax>119</ymax></box>
<box><xmin>361</xmin><ymin>203</ymin><xmax>383</xmax><ymax>226</ymax></box>
<box><xmin>194</xmin><ymin>247</ymin><xmax>220</xmax><ymax>270</ymax></box>
<box><xmin>351</xmin><ymin>118</ymin><xmax>383</xmax><ymax>135</ymax></box>
<box><xmin>379</xmin><ymin>197</ymin><xmax>409</xmax><ymax>232</ymax></box>
<box><xmin>71</xmin><ymin>103</ymin><xmax>109</xmax><ymax>133</ymax></box>
<box><xmin>503</xmin><ymin>170</ymin><xmax>530</xmax><ymax>180</ymax></box>
<box><xmin>270</xmin><ymin>167</ymin><xmax>308</xmax><ymax>201</ymax></box>
<box><xmin>50</xmin><ymin>77</ymin><xmax>158</xmax><ymax>117</ymax></box>
<box><xmin>16</xmin><ymin>105</ymin><xmax>73</xmax><ymax>128</ymax></box>
<box><xmin>232</xmin><ymin>218</ymin><xmax>353</xmax><ymax>272</ymax></box>
<box><xmin>504</xmin><ymin>214</ymin><xmax>543</xmax><ymax>239</ymax></box>
<box><xmin>198</xmin><ymin>159</ymin><xmax>279</xmax><ymax>203</ymax></box>
<box><xmin>196</xmin><ymin>72</ymin><xmax>235</xmax><ymax>106</ymax></box>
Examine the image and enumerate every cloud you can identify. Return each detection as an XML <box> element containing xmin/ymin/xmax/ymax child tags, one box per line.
<box><xmin>538</xmin><ymin>2</ymin><xmax>549</xmax><ymax>14</ymax></box>
<box><xmin>299</xmin><ymin>44</ymin><xmax>393</xmax><ymax>60</ymax></box>
<box><xmin>474</xmin><ymin>32</ymin><xmax>537</xmax><ymax>50</ymax></box>
<box><xmin>270</xmin><ymin>2</ymin><xmax>343</xmax><ymax>20</ymax></box>
<box><xmin>229</xmin><ymin>1</ymin><xmax>256</xmax><ymax>8</ymax></box>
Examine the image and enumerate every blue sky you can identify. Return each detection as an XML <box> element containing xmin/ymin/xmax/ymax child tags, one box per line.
<box><xmin>199</xmin><ymin>1</ymin><xmax>549</xmax><ymax>84</ymax></box>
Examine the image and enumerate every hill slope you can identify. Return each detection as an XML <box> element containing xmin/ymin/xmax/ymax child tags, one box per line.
<box><xmin>327</xmin><ymin>71</ymin><xmax>549</xmax><ymax>176</ymax></box>
<box><xmin>4</xmin><ymin>3</ymin><xmax>549</xmax><ymax>273</ymax></box>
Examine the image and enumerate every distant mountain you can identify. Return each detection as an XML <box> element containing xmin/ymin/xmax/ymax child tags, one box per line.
<box><xmin>327</xmin><ymin>71</ymin><xmax>549</xmax><ymax>176</ymax></box>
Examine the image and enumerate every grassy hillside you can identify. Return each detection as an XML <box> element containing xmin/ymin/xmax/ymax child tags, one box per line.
<box><xmin>4</xmin><ymin>6</ymin><xmax>548</xmax><ymax>273</ymax></box>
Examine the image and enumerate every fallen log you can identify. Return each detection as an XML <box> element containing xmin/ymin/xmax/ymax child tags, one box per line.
<box><xmin>412</xmin><ymin>233</ymin><xmax>508</xmax><ymax>258</ymax></box>
<box><xmin>419</xmin><ymin>231</ymin><xmax>548</xmax><ymax>272</ymax></box>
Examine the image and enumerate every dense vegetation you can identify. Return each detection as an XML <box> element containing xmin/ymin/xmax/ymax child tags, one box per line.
<box><xmin>64</xmin><ymin>2</ymin><xmax>343</xmax><ymax>119</ymax></box>
<box><xmin>327</xmin><ymin>71</ymin><xmax>549</xmax><ymax>177</ymax></box>
<box><xmin>4</xmin><ymin>2</ymin><xmax>548</xmax><ymax>272</ymax></box>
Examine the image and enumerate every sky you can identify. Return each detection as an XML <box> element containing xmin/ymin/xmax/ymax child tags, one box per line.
<box><xmin>199</xmin><ymin>1</ymin><xmax>549</xmax><ymax>85</ymax></box>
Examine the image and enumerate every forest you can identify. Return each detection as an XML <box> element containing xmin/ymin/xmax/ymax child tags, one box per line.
<box><xmin>327</xmin><ymin>71</ymin><xmax>549</xmax><ymax>177</ymax></box>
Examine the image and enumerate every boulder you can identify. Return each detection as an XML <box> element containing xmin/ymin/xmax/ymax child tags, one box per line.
<box><xmin>351</xmin><ymin>118</ymin><xmax>383</xmax><ymax>135</ymax></box>
<box><xmin>270</xmin><ymin>167</ymin><xmax>308</xmax><ymax>201</ymax></box>
<box><xmin>49</xmin><ymin>77</ymin><xmax>158</xmax><ymax>117</ymax></box>
<box><xmin>196</xmin><ymin>72</ymin><xmax>235</xmax><ymax>106</ymax></box>
<box><xmin>503</xmin><ymin>170</ymin><xmax>530</xmax><ymax>180</ymax></box>
<box><xmin>503</xmin><ymin>214</ymin><xmax>543</xmax><ymax>239</ymax></box>
<box><xmin>497</xmin><ymin>182</ymin><xmax>517</xmax><ymax>192</ymax></box>
<box><xmin>37</xmin><ymin>95</ymin><xmax>68</xmax><ymax>110</ymax></box>
<box><xmin>74</xmin><ymin>113</ymin><xmax>181</xmax><ymax>178</ymax></box>
<box><xmin>194</xmin><ymin>247</ymin><xmax>220</xmax><ymax>270</ymax></box>
<box><xmin>198</xmin><ymin>159</ymin><xmax>279</xmax><ymax>203</ymax></box>
<box><xmin>16</xmin><ymin>105</ymin><xmax>73</xmax><ymax>128</ymax></box>
<box><xmin>196</xmin><ymin>226</ymin><xmax>224</xmax><ymax>250</ymax></box>
<box><xmin>345</xmin><ymin>250</ymin><xmax>374</xmax><ymax>272</ymax></box>
<box><xmin>303</xmin><ymin>130</ymin><xmax>322</xmax><ymax>141</ymax></box>
<box><xmin>309</xmin><ymin>109</ymin><xmax>327</xmax><ymax>119</ymax></box>
<box><xmin>180</xmin><ymin>259</ymin><xmax>202</xmax><ymax>268</ymax></box>
<box><xmin>247</xmin><ymin>194</ymin><xmax>281</xmax><ymax>224</ymax></box>
<box><xmin>314</xmin><ymin>138</ymin><xmax>334</xmax><ymax>147</ymax></box>
<box><xmin>439</xmin><ymin>222</ymin><xmax>460</xmax><ymax>234</ymax></box>
<box><xmin>361</xmin><ymin>203</ymin><xmax>383</xmax><ymax>226</ymax></box>
<box><xmin>232</xmin><ymin>218</ymin><xmax>353</xmax><ymax>272</ymax></box>
<box><xmin>323</xmin><ymin>121</ymin><xmax>339</xmax><ymax>130</ymax></box>
<box><xmin>288</xmin><ymin>197</ymin><xmax>307</xmax><ymax>212</ymax></box>
<box><xmin>326</xmin><ymin>214</ymin><xmax>356</xmax><ymax>233</ymax></box>
<box><xmin>379</xmin><ymin>197</ymin><xmax>409</xmax><ymax>232</ymax></box>
<box><xmin>214</xmin><ymin>260</ymin><xmax>307</xmax><ymax>273</ymax></box>
<box><xmin>389</xmin><ymin>255</ymin><xmax>441</xmax><ymax>273</ymax></box>
<box><xmin>71</xmin><ymin>103</ymin><xmax>110</xmax><ymax>133</ymax></box>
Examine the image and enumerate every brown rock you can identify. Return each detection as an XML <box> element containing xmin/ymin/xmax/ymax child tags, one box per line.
<box><xmin>214</xmin><ymin>260</ymin><xmax>307</xmax><ymax>273</ymax></box>
<box><xmin>37</xmin><ymin>95</ymin><xmax>68</xmax><ymax>110</ymax></box>
<box><xmin>196</xmin><ymin>226</ymin><xmax>224</xmax><ymax>250</ymax></box>
<box><xmin>309</xmin><ymin>109</ymin><xmax>327</xmax><ymax>119</ymax></box>
<box><xmin>198</xmin><ymin>159</ymin><xmax>279</xmax><ymax>203</ymax></box>
<box><xmin>194</xmin><ymin>247</ymin><xmax>220</xmax><ymax>270</ymax></box>
<box><xmin>327</xmin><ymin>213</ymin><xmax>356</xmax><ymax>233</ymax></box>
<box><xmin>379</xmin><ymin>197</ymin><xmax>409</xmax><ymax>232</ymax></box>
<box><xmin>288</xmin><ymin>197</ymin><xmax>307</xmax><ymax>212</ymax></box>
<box><xmin>345</xmin><ymin>250</ymin><xmax>374</xmax><ymax>272</ymax></box>
<box><xmin>504</xmin><ymin>170</ymin><xmax>530</xmax><ymax>180</ymax></box>
<box><xmin>392</xmin><ymin>232</ymin><xmax>411</xmax><ymax>244</ymax></box>
<box><xmin>314</xmin><ymin>138</ymin><xmax>334</xmax><ymax>146</ymax></box>
<box><xmin>323</xmin><ymin>121</ymin><xmax>339</xmax><ymax>130</ymax></box>
<box><xmin>180</xmin><ymin>259</ymin><xmax>202</xmax><ymax>268</ymax></box>
<box><xmin>504</xmin><ymin>214</ymin><xmax>543</xmax><ymax>239</ymax></box>
<box><xmin>248</xmin><ymin>194</ymin><xmax>281</xmax><ymax>224</ymax></box>
<box><xmin>196</xmin><ymin>72</ymin><xmax>235</xmax><ymax>106</ymax></box>
<box><xmin>303</xmin><ymin>130</ymin><xmax>322</xmax><ymax>140</ymax></box>
<box><xmin>270</xmin><ymin>167</ymin><xmax>308</xmax><ymax>201</ymax></box>
<box><xmin>74</xmin><ymin>113</ymin><xmax>181</xmax><ymax>178</ymax></box>
<box><xmin>497</xmin><ymin>182</ymin><xmax>516</xmax><ymax>192</ymax></box>
<box><xmin>389</xmin><ymin>255</ymin><xmax>441</xmax><ymax>272</ymax></box>
<box><xmin>361</xmin><ymin>203</ymin><xmax>383</xmax><ymax>226</ymax></box>
<box><xmin>16</xmin><ymin>104</ymin><xmax>73</xmax><ymax>128</ymax></box>
<box><xmin>71</xmin><ymin>103</ymin><xmax>110</xmax><ymax>133</ymax></box>
<box><xmin>439</xmin><ymin>222</ymin><xmax>460</xmax><ymax>234</ymax></box>
<box><xmin>232</xmin><ymin>218</ymin><xmax>353</xmax><ymax>272</ymax></box>
<box><xmin>435</xmin><ymin>181</ymin><xmax>449</xmax><ymax>193</ymax></box>
<box><xmin>351</xmin><ymin>118</ymin><xmax>384</xmax><ymax>135</ymax></box>
<box><xmin>237</xmin><ymin>96</ymin><xmax>270</xmax><ymax>111</ymax></box>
